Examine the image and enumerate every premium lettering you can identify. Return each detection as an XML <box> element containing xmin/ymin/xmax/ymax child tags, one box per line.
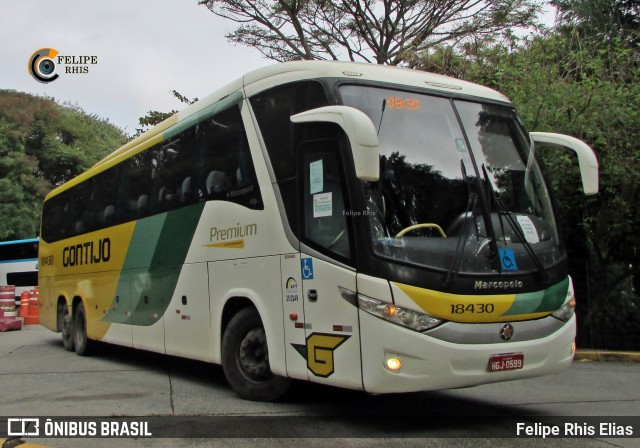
<box><xmin>210</xmin><ymin>223</ymin><xmax>257</xmax><ymax>242</ymax></box>
<box><xmin>62</xmin><ymin>238</ymin><xmax>111</xmax><ymax>267</ymax></box>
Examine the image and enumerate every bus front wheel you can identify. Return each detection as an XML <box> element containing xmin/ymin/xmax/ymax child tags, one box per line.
<box><xmin>73</xmin><ymin>302</ymin><xmax>95</xmax><ymax>356</ymax></box>
<box><xmin>221</xmin><ymin>307</ymin><xmax>290</xmax><ymax>401</ymax></box>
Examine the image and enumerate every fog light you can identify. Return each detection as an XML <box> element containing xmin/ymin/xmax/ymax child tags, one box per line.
<box><xmin>570</xmin><ymin>342</ymin><xmax>576</xmax><ymax>356</ymax></box>
<box><xmin>385</xmin><ymin>356</ymin><xmax>402</xmax><ymax>372</ymax></box>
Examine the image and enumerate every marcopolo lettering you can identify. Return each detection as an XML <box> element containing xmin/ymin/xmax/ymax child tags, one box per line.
<box><xmin>62</xmin><ymin>238</ymin><xmax>111</xmax><ymax>267</ymax></box>
<box><xmin>474</xmin><ymin>280</ymin><xmax>524</xmax><ymax>290</ymax></box>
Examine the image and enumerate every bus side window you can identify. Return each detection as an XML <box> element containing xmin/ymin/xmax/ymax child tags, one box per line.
<box><xmin>40</xmin><ymin>102</ymin><xmax>262</xmax><ymax>244</ymax></box>
<box><xmin>249</xmin><ymin>81</ymin><xmax>330</xmax><ymax>237</ymax></box>
<box><xmin>300</xmin><ymin>138</ymin><xmax>351</xmax><ymax>260</ymax></box>
<box><xmin>196</xmin><ymin>106</ymin><xmax>263</xmax><ymax>210</ymax></box>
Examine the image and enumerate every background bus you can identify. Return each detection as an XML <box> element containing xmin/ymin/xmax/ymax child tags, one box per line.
<box><xmin>0</xmin><ymin>238</ymin><xmax>39</xmax><ymax>305</ymax></box>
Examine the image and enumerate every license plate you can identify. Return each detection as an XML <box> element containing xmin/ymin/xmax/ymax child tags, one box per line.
<box><xmin>488</xmin><ymin>353</ymin><xmax>524</xmax><ymax>372</ymax></box>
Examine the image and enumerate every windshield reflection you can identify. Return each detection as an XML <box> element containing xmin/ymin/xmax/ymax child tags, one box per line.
<box><xmin>339</xmin><ymin>84</ymin><xmax>563</xmax><ymax>275</ymax></box>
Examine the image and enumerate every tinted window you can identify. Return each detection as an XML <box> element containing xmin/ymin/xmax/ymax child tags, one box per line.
<box><xmin>250</xmin><ymin>81</ymin><xmax>329</xmax><ymax>236</ymax></box>
<box><xmin>301</xmin><ymin>139</ymin><xmax>351</xmax><ymax>259</ymax></box>
<box><xmin>0</xmin><ymin>241</ymin><xmax>39</xmax><ymax>261</ymax></box>
<box><xmin>7</xmin><ymin>271</ymin><xmax>38</xmax><ymax>287</ymax></box>
<box><xmin>41</xmin><ymin>104</ymin><xmax>263</xmax><ymax>243</ymax></box>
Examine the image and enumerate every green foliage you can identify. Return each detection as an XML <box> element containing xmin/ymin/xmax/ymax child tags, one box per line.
<box><xmin>552</xmin><ymin>0</ymin><xmax>639</xmax><ymax>47</ymax></box>
<box><xmin>0</xmin><ymin>90</ymin><xmax>127</xmax><ymax>240</ymax></box>
<box><xmin>418</xmin><ymin>22</ymin><xmax>640</xmax><ymax>341</ymax></box>
<box><xmin>504</xmin><ymin>34</ymin><xmax>639</xmax><ymax>330</ymax></box>
<box><xmin>135</xmin><ymin>90</ymin><xmax>197</xmax><ymax>137</ymax></box>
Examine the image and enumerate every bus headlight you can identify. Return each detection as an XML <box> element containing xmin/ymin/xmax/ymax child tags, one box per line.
<box><xmin>552</xmin><ymin>277</ymin><xmax>576</xmax><ymax>322</ymax></box>
<box><xmin>358</xmin><ymin>295</ymin><xmax>443</xmax><ymax>331</ymax></box>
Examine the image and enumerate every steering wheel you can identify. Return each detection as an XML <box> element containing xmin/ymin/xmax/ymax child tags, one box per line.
<box><xmin>395</xmin><ymin>223</ymin><xmax>447</xmax><ymax>238</ymax></box>
<box><xmin>328</xmin><ymin>228</ymin><xmax>347</xmax><ymax>249</ymax></box>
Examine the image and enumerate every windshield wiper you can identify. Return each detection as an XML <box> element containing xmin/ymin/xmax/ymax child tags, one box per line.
<box><xmin>444</xmin><ymin>160</ymin><xmax>480</xmax><ymax>286</ymax></box>
<box><xmin>481</xmin><ymin>164</ymin><xmax>550</xmax><ymax>285</ymax></box>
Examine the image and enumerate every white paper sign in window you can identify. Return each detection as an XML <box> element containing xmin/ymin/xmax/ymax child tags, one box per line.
<box><xmin>313</xmin><ymin>192</ymin><xmax>332</xmax><ymax>218</ymax></box>
<box><xmin>309</xmin><ymin>159</ymin><xmax>323</xmax><ymax>194</ymax></box>
<box><xmin>516</xmin><ymin>215</ymin><xmax>540</xmax><ymax>243</ymax></box>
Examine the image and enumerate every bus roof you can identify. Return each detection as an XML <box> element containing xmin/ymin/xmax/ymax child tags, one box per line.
<box><xmin>0</xmin><ymin>238</ymin><xmax>39</xmax><ymax>246</ymax></box>
<box><xmin>44</xmin><ymin>61</ymin><xmax>511</xmax><ymax>202</ymax></box>
<box><xmin>241</xmin><ymin>60</ymin><xmax>510</xmax><ymax>104</ymax></box>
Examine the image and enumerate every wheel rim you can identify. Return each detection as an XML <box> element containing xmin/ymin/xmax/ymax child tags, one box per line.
<box><xmin>237</xmin><ymin>328</ymin><xmax>271</xmax><ymax>382</ymax></box>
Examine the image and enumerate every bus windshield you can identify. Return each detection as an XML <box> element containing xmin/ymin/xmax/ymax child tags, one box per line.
<box><xmin>339</xmin><ymin>84</ymin><xmax>563</xmax><ymax>275</ymax></box>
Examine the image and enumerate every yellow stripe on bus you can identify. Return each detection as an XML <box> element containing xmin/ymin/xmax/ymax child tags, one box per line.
<box><xmin>392</xmin><ymin>282</ymin><xmax>549</xmax><ymax>323</ymax></box>
<box><xmin>203</xmin><ymin>239</ymin><xmax>245</xmax><ymax>249</ymax></box>
<box><xmin>38</xmin><ymin>221</ymin><xmax>137</xmax><ymax>340</ymax></box>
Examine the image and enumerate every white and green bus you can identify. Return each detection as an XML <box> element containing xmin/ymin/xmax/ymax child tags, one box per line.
<box><xmin>38</xmin><ymin>61</ymin><xmax>598</xmax><ymax>401</ymax></box>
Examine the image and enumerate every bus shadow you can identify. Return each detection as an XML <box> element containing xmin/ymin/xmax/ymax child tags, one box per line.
<box><xmin>46</xmin><ymin>337</ymin><xmax>546</xmax><ymax>436</ymax></box>
<box><xmin>46</xmin><ymin>337</ymin><xmax>228</xmax><ymax>388</ymax></box>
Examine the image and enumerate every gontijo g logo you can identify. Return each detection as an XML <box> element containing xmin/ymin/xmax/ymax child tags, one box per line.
<box><xmin>28</xmin><ymin>48</ymin><xmax>59</xmax><ymax>83</ymax></box>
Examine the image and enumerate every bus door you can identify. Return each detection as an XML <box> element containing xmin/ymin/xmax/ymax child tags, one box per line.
<box><xmin>280</xmin><ymin>252</ymin><xmax>308</xmax><ymax>381</ymax></box>
<box><xmin>297</xmin><ymin>139</ymin><xmax>363</xmax><ymax>390</ymax></box>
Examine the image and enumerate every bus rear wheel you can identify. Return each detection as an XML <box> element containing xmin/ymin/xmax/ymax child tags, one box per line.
<box><xmin>221</xmin><ymin>307</ymin><xmax>290</xmax><ymax>402</ymax></box>
<box><xmin>73</xmin><ymin>302</ymin><xmax>95</xmax><ymax>356</ymax></box>
<box><xmin>61</xmin><ymin>309</ymin><xmax>75</xmax><ymax>352</ymax></box>
<box><xmin>57</xmin><ymin>300</ymin><xmax>74</xmax><ymax>352</ymax></box>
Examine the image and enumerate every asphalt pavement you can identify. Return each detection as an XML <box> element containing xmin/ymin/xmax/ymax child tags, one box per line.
<box><xmin>1</xmin><ymin>325</ymin><xmax>638</xmax><ymax>448</ymax></box>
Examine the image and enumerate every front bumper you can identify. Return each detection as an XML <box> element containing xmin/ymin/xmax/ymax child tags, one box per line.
<box><xmin>360</xmin><ymin>310</ymin><xmax>575</xmax><ymax>394</ymax></box>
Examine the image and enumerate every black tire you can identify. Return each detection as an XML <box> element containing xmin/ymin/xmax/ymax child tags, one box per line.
<box><xmin>61</xmin><ymin>309</ymin><xmax>75</xmax><ymax>352</ymax></box>
<box><xmin>221</xmin><ymin>307</ymin><xmax>290</xmax><ymax>401</ymax></box>
<box><xmin>73</xmin><ymin>302</ymin><xmax>94</xmax><ymax>356</ymax></box>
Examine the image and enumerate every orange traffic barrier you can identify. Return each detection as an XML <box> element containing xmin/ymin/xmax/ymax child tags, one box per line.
<box><xmin>24</xmin><ymin>289</ymin><xmax>40</xmax><ymax>325</ymax></box>
<box><xmin>19</xmin><ymin>290</ymin><xmax>30</xmax><ymax>317</ymax></box>
<box><xmin>0</xmin><ymin>285</ymin><xmax>16</xmax><ymax>318</ymax></box>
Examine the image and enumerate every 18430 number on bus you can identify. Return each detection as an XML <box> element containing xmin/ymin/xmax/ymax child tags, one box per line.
<box><xmin>450</xmin><ymin>303</ymin><xmax>495</xmax><ymax>314</ymax></box>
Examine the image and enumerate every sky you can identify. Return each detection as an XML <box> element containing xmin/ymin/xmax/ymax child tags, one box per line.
<box><xmin>1</xmin><ymin>1</ymin><xmax>556</xmax><ymax>136</ymax></box>
<box><xmin>0</xmin><ymin>0</ymin><xmax>267</xmax><ymax>135</ymax></box>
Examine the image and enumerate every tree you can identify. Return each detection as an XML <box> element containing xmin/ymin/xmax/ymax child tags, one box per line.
<box><xmin>0</xmin><ymin>91</ymin><xmax>127</xmax><ymax>240</ymax></box>
<box><xmin>198</xmin><ymin>0</ymin><xmax>543</xmax><ymax>65</ymax></box>
<box><xmin>136</xmin><ymin>90</ymin><xmax>197</xmax><ymax>135</ymax></box>
<box><xmin>416</xmin><ymin>26</ymin><xmax>640</xmax><ymax>348</ymax></box>
<box><xmin>552</xmin><ymin>0</ymin><xmax>639</xmax><ymax>47</ymax></box>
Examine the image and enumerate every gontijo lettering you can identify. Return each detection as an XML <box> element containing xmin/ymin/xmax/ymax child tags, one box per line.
<box><xmin>62</xmin><ymin>238</ymin><xmax>111</xmax><ymax>267</ymax></box>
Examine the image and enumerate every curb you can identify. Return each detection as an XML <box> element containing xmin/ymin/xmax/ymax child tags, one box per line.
<box><xmin>574</xmin><ymin>350</ymin><xmax>640</xmax><ymax>362</ymax></box>
<box><xmin>1</xmin><ymin>439</ymin><xmax>52</xmax><ymax>448</ymax></box>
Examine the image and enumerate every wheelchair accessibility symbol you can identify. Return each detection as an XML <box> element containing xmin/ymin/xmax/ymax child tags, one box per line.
<box><xmin>301</xmin><ymin>258</ymin><xmax>314</xmax><ymax>280</ymax></box>
<box><xmin>498</xmin><ymin>247</ymin><xmax>518</xmax><ymax>271</ymax></box>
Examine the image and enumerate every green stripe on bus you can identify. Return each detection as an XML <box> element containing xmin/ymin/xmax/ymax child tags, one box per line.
<box><xmin>123</xmin><ymin>214</ymin><xmax>167</xmax><ymax>270</ymax></box>
<box><xmin>130</xmin><ymin>203</ymin><xmax>205</xmax><ymax>326</ymax></box>
<box><xmin>503</xmin><ymin>277</ymin><xmax>569</xmax><ymax>316</ymax></box>
<box><xmin>162</xmin><ymin>91</ymin><xmax>243</xmax><ymax>141</ymax></box>
<box><xmin>534</xmin><ymin>276</ymin><xmax>569</xmax><ymax>313</ymax></box>
<box><xmin>103</xmin><ymin>203</ymin><xmax>205</xmax><ymax>326</ymax></box>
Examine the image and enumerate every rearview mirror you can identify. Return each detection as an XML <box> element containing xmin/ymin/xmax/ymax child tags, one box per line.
<box><xmin>530</xmin><ymin>132</ymin><xmax>599</xmax><ymax>195</ymax></box>
<box><xmin>291</xmin><ymin>106</ymin><xmax>380</xmax><ymax>182</ymax></box>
